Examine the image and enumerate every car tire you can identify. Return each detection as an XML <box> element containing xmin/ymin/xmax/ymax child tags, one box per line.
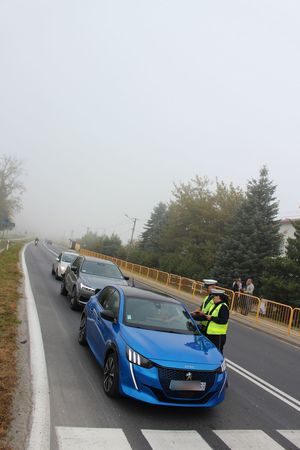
<box><xmin>52</xmin><ymin>265</ymin><xmax>55</xmax><ymax>275</ymax></box>
<box><xmin>55</xmin><ymin>269</ymin><xmax>60</xmax><ymax>280</ymax></box>
<box><xmin>60</xmin><ymin>281</ymin><xmax>68</xmax><ymax>296</ymax></box>
<box><xmin>70</xmin><ymin>287</ymin><xmax>79</xmax><ymax>310</ymax></box>
<box><xmin>78</xmin><ymin>313</ymin><xmax>87</xmax><ymax>346</ymax></box>
<box><xmin>103</xmin><ymin>351</ymin><xmax>120</xmax><ymax>398</ymax></box>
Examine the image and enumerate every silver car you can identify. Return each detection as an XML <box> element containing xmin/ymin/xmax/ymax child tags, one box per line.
<box><xmin>52</xmin><ymin>251</ymin><xmax>79</xmax><ymax>280</ymax></box>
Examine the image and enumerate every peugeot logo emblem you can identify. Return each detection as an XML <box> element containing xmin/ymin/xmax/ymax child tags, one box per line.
<box><xmin>185</xmin><ymin>372</ymin><xmax>192</xmax><ymax>381</ymax></box>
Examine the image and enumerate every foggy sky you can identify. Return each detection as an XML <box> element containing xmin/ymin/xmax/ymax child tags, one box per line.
<box><xmin>1</xmin><ymin>0</ymin><xmax>300</xmax><ymax>243</ymax></box>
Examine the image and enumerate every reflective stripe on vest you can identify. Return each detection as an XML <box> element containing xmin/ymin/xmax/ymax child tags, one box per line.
<box><xmin>201</xmin><ymin>295</ymin><xmax>214</xmax><ymax>328</ymax></box>
<box><xmin>206</xmin><ymin>302</ymin><xmax>229</xmax><ymax>335</ymax></box>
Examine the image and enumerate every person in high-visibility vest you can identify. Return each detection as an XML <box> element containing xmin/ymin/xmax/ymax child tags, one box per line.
<box><xmin>202</xmin><ymin>289</ymin><xmax>229</xmax><ymax>354</ymax></box>
<box><xmin>191</xmin><ymin>279</ymin><xmax>218</xmax><ymax>331</ymax></box>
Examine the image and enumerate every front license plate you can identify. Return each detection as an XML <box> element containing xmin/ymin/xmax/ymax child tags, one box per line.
<box><xmin>169</xmin><ymin>380</ymin><xmax>207</xmax><ymax>391</ymax></box>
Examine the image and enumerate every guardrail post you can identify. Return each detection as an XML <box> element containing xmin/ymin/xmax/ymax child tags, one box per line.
<box><xmin>166</xmin><ymin>274</ymin><xmax>171</xmax><ymax>286</ymax></box>
<box><xmin>288</xmin><ymin>309</ymin><xmax>294</xmax><ymax>336</ymax></box>
<box><xmin>178</xmin><ymin>277</ymin><xmax>182</xmax><ymax>291</ymax></box>
<box><xmin>192</xmin><ymin>281</ymin><xmax>196</xmax><ymax>297</ymax></box>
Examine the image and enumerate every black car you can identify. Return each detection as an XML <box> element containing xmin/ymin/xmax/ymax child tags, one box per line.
<box><xmin>61</xmin><ymin>255</ymin><xmax>129</xmax><ymax>310</ymax></box>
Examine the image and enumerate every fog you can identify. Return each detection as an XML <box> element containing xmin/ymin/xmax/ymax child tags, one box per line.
<box><xmin>1</xmin><ymin>0</ymin><xmax>300</xmax><ymax>242</ymax></box>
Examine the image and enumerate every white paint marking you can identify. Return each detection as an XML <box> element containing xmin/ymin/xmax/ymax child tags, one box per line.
<box><xmin>226</xmin><ymin>359</ymin><xmax>300</xmax><ymax>413</ymax></box>
<box><xmin>277</xmin><ymin>430</ymin><xmax>300</xmax><ymax>448</ymax></box>
<box><xmin>141</xmin><ymin>430</ymin><xmax>212</xmax><ymax>449</ymax></box>
<box><xmin>214</xmin><ymin>430</ymin><xmax>284</xmax><ymax>449</ymax></box>
<box><xmin>22</xmin><ymin>244</ymin><xmax>50</xmax><ymax>450</ymax></box>
<box><xmin>56</xmin><ymin>427</ymin><xmax>132</xmax><ymax>450</ymax></box>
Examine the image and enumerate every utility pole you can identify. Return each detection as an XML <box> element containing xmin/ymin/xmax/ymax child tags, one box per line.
<box><xmin>125</xmin><ymin>214</ymin><xmax>138</xmax><ymax>245</ymax></box>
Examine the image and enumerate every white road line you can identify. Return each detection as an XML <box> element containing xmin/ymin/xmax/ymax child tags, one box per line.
<box><xmin>42</xmin><ymin>241</ymin><xmax>58</xmax><ymax>256</ymax></box>
<box><xmin>56</xmin><ymin>427</ymin><xmax>132</xmax><ymax>450</ymax></box>
<box><xmin>214</xmin><ymin>430</ymin><xmax>284</xmax><ymax>449</ymax></box>
<box><xmin>226</xmin><ymin>359</ymin><xmax>300</xmax><ymax>412</ymax></box>
<box><xmin>277</xmin><ymin>430</ymin><xmax>300</xmax><ymax>448</ymax></box>
<box><xmin>22</xmin><ymin>244</ymin><xmax>50</xmax><ymax>450</ymax></box>
<box><xmin>227</xmin><ymin>359</ymin><xmax>300</xmax><ymax>406</ymax></box>
<box><xmin>141</xmin><ymin>430</ymin><xmax>212</xmax><ymax>449</ymax></box>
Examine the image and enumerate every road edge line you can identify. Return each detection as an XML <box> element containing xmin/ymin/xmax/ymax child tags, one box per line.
<box><xmin>22</xmin><ymin>243</ymin><xmax>50</xmax><ymax>450</ymax></box>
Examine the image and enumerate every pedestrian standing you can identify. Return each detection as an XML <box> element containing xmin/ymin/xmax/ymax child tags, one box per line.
<box><xmin>242</xmin><ymin>278</ymin><xmax>255</xmax><ymax>315</ymax></box>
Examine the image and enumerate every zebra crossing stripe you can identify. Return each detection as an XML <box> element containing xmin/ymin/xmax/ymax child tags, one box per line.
<box><xmin>55</xmin><ymin>427</ymin><xmax>300</xmax><ymax>449</ymax></box>
<box><xmin>214</xmin><ymin>430</ymin><xmax>285</xmax><ymax>449</ymax></box>
<box><xmin>55</xmin><ymin>427</ymin><xmax>132</xmax><ymax>450</ymax></box>
<box><xmin>277</xmin><ymin>430</ymin><xmax>300</xmax><ymax>448</ymax></box>
<box><xmin>141</xmin><ymin>429</ymin><xmax>212</xmax><ymax>449</ymax></box>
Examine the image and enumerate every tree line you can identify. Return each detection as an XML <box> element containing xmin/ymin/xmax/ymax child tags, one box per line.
<box><xmin>79</xmin><ymin>166</ymin><xmax>300</xmax><ymax>308</ymax></box>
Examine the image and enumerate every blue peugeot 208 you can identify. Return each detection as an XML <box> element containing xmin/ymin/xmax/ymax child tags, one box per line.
<box><xmin>78</xmin><ymin>285</ymin><xmax>227</xmax><ymax>407</ymax></box>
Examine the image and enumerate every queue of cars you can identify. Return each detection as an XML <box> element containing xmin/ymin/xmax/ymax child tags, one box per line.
<box><xmin>51</xmin><ymin>248</ymin><xmax>227</xmax><ymax>407</ymax></box>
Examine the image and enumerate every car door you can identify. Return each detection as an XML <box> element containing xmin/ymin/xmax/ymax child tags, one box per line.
<box><xmin>65</xmin><ymin>256</ymin><xmax>82</xmax><ymax>293</ymax></box>
<box><xmin>90</xmin><ymin>287</ymin><xmax>120</xmax><ymax>366</ymax></box>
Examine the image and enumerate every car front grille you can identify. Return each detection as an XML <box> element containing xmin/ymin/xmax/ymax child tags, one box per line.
<box><xmin>158</xmin><ymin>367</ymin><xmax>217</xmax><ymax>400</ymax></box>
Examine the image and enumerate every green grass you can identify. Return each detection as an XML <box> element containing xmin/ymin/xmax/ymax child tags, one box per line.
<box><xmin>0</xmin><ymin>242</ymin><xmax>24</xmax><ymax>450</ymax></box>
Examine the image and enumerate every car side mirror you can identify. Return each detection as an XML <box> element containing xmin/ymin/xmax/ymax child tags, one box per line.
<box><xmin>124</xmin><ymin>276</ymin><xmax>130</xmax><ymax>281</ymax></box>
<box><xmin>100</xmin><ymin>310</ymin><xmax>115</xmax><ymax>322</ymax></box>
<box><xmin>70</xmin><ymin>265</ymin><xmax>77</xmax><ymax>273</ymax></box>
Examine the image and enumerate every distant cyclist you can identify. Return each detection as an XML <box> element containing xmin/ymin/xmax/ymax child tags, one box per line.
<box><xmin>34</xmin><ymin>237</ymin><xmax>39</xmax><ymax>246</ymax></box>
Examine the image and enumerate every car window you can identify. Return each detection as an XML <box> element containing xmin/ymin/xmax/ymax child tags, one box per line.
<box><xmin>81</xmin><ymin>260</ymin><xmax>123</xmax><ymax>279</ymax></box>
<box><xmin>104</xmin><ymin>291</ymin><xmax>120</xmax><ymax>317</ymax></box>
<box><xmin>124</xmin><ymin>296</ymin><xmax>199</xmax><ymax>334</ymax></box>
<box><xmin>98</xmin><ymin>287</ymin><xmax>116</xmax><ymax>307</ymax></box>
<box><xmin>72</xmin><ymin>257</ymin><xmax>82</xmax><ymax>270</ymax></box>
<box><xmin>62</xmin><ymin>253</ymin><xmax>78</xmax><ymax>263</ymax></box>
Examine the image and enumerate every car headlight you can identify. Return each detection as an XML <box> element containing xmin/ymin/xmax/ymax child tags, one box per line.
<box><xmin>80</xmin><ymin>282</ymin><xmax>95</xmax><ymax>293</ymax></box>
<box><xmin>126</xmin><ymin>346</ymin><xmax>154</xmax><ymax>369</ymax></box>
<box><xmin>219</xmin><ymin>360</ymin><xmax>227</xmax><ymax>373</ymax></box>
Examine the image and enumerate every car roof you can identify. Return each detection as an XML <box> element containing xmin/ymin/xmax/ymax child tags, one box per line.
<box><xmin>120</xmin><ymin>286</ymin><xmax>180</xmax><ymax>304</ymax></box>
<box><xmin>62</xmin><ymin>251</ymin><xmax>78</xmax><ymax>255</ymax></box>
<box><xmin>82</xmin><ymin>255</ymin><xmax>116</xmax><ymax>265</ymax></box>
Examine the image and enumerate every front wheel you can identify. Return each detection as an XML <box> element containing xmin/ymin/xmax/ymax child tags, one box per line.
<box><xmin>103</xmin><ymin>352</ymin><xmax>120</xmax><ymax>398</ymax></box>
<box><xmin>55</xmin><ymin>269</ymin><xmax>60</xmax><ymax>280</ymax></box>
<box><xmin>78</xmin><ymin>313</ymin><xmax>87</xmax><ymax>346</ymax></box>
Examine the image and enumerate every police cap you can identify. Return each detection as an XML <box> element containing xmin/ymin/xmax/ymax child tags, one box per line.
<box><xmin>203</xmin><ymin>279</ymin><xmax>218</xmax><ymax>287</ymax></box>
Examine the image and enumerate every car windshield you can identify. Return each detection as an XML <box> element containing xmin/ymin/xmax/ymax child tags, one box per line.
<box><xmin>81</xmin><ymin>260</ymin><xmax>123</xmax><ymax>279</ymax></box>
<box><xmin>124</xmin><ymin>296</ymin><xmax>200</xmax><ymax>334</ymax></box>
<box><xmin>62</xmin><ymin>253</ymin><xmax>78</xmax><ymax>263</ymax></box>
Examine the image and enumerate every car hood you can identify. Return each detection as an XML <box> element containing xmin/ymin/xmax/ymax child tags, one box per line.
<box><xmin>80</xmin><ymin>273</ymin><xmax>128</xmax><ymax>289</ymax></box>
<box><xmin>120</xmin><ymin>325</ymin><xmax>222</xmax><ymax>369</ymax></box>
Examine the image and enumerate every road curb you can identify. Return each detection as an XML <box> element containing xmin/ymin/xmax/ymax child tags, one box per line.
<box><xmin>22</xmin><ymin>243</ymin><xmax>50</xmax><ymax>450</ymax></box>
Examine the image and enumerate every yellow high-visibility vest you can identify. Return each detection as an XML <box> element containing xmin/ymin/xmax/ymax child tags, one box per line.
<box><xmin>206</xmin><ymin>302</ymin><xmax>229</xmax><ymax>335</ymax></box>
<box><xmin>200</xmin><ymin>295</ymin><xmax>214</xmax><ymax>328</ymax></box>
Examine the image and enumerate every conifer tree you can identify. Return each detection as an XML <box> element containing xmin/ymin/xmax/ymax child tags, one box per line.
<box><xmin>261</xmin><ymin>220</ymin><xmax>300</xmax><ymax>307</ymax></box>
<box><xmin>213</xmin><ymin>167</ymin><xmax>281</xmax><ymax>291</ymax></box>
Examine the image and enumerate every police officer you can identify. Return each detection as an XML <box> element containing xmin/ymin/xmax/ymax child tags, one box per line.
<box><xmin>203</xmin><ymin>289</ymin><xmax>229</xmax><ymax>354</ymax></box>
<box><xmin>191</xmin><ymin>279</ymin><xmax>218</xmax><ymax>331</ymax></box>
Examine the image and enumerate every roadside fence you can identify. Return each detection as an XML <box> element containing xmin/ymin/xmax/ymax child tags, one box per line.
<box><xmin>79</xmin><ymin>248</ymin><xmax>300</xmax><ymax>337</ymax></box>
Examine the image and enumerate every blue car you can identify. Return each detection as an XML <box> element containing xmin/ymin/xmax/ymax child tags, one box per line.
<box><xmin>78</xmin><ymin>286</ymin><xmax>227</xmax><ymax>407</ymax></box>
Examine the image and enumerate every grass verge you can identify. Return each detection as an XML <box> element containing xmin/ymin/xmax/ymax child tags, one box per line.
<box><xmin>0</xmin><ymin>242</ymin><xmax>24</xmax><ymax>450</ymax></box>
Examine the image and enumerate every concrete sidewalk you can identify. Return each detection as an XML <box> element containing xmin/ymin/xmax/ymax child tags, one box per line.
<box><xmin>124</xmin><ymin>269</ymin><xmax>300</xmax><ymax>348</ymax></box>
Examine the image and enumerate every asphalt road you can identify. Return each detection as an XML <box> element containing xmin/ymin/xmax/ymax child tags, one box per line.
<box><xmin>25</xmin><ymin>243</ymin><xmax>300</xmax><ymax>450</ymax></box>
